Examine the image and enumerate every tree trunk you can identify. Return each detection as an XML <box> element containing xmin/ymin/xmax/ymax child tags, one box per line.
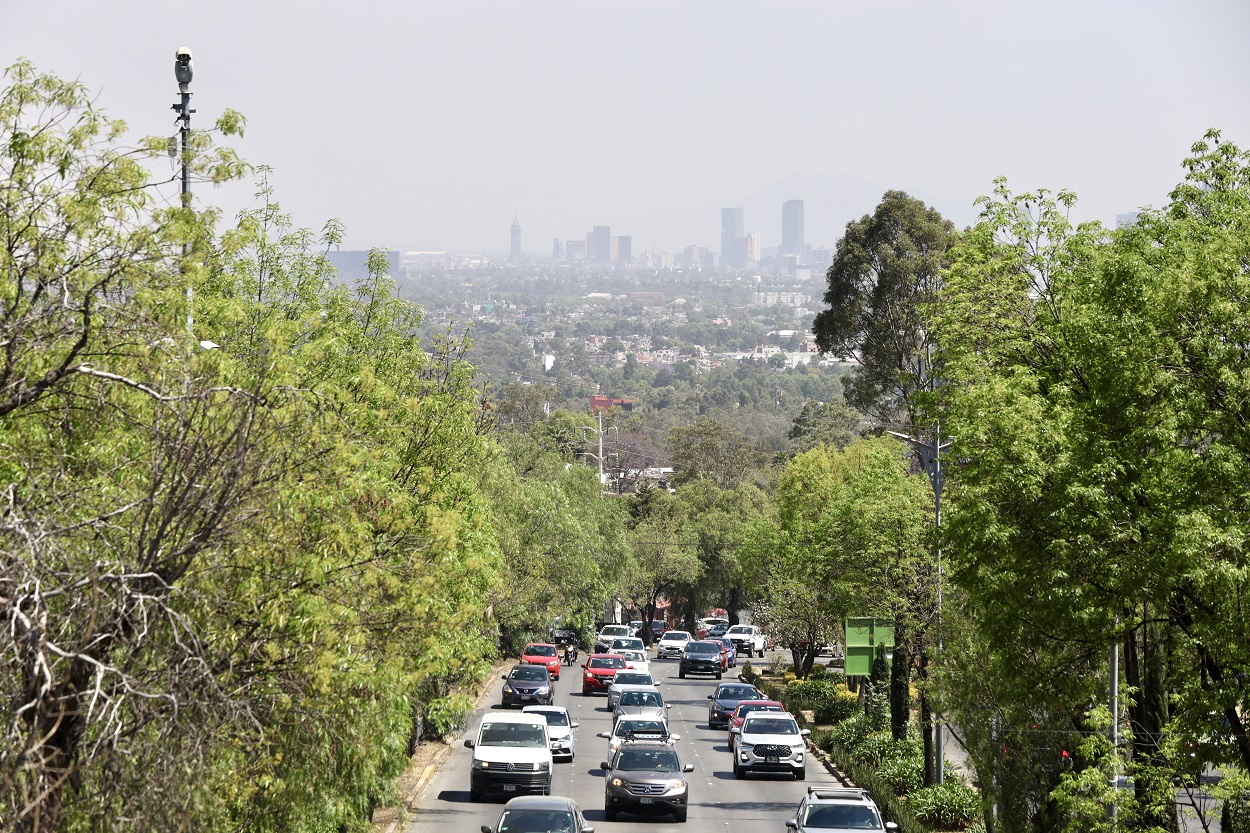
<box><xmin>890</xmin><ymin>635</ymin><xmax>911</xmax><ymax>742</ymax></box>
<box><xmin>918</xmin><ymin>646</ymin><xmax>937</xmax><ymax>786</ymax></box>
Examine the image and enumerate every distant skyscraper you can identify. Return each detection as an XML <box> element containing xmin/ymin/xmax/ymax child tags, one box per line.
<box><xmin>617</xmin><ymin>235</ymin><xmax>632</xmax><ymax>265</ymax></box>
<box><xmin>552</xmin><ymin>237</ymin><xmax>564</xmax><ymax>262</ymax></box>
<box><xmin>747</xmin><ymin>232</ymin><xmax>762</xmax><ymax>264</ymax></box>
<box><xmin>588</xmin><ymin>226</ymin><xmax>611</xmax><ymax>264</ymax></box>
<box><xmin>781</xmin><ymin>200</ymin><xmax>805</xmax><ymax>258</ymax></box>
<box><xmin>566</xmin><ymin>240</ymin><xmax>586</xmax><ymax>261</ymax></box>
<box><xmin>721</xmin><ymin>207</ymin><xmax>744</xmax><ymax>267</ymax></box>
<box><xmin>510</xmin><ymin>215</ymin><xmax>522</xmax><ymax>263</ymax></box>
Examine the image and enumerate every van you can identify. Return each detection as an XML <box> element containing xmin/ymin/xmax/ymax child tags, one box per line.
<box><xmin>464</xmin><ymin>712</ymin><xmax>553</xmax><ymax>801</ymax></box>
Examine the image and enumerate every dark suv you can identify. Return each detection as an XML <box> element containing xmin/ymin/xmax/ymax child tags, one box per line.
<box><xmin>601</xmin><ymin>740</ymin><xmax>694</xmax><ymax>822</ymax></box>
<box><xmin>679</xmin><ymin>640</ymin><xmax>724</xmax><ymax>679</ymax></box>
<box><xmin>501</xmin><ymin>664</ymin><xmax>554</xmax><ymax>707</ymax></box>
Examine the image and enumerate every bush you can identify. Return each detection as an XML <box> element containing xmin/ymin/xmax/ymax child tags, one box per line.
<box><xmin>906</xmin><ymin>781</ymin><xmax>981</xmax><ymax>827</ymax></box>
<box><xmin>824</xmin><ymin>736</ymin><xmax>926</xmax><ymax>833</ymax></box>
<box><xmin>830</xmin><ymin>712</ymin><xmax>873</xmax><ymax>751</ymax></box>
<box><xmin>815</xmin><ymin>689</ymin><xmax>858</xmax><ymax>724</ymax></box>
<box><xmin>785</xmin><ymin>678</ymin><xmax>857</xmax><ymax>725</ymax></box>
<box><xmin>876</xmin><ymin>753</ymin><xmax>924</xmax><ymax>795</ymax></box>
<box><xmin>850</xmin><ymin>732</ymin><xmax>897</xmax><ymax>766</ymax></box>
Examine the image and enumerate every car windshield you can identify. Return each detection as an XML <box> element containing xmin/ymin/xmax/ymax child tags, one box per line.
<box><xmin>686</xmin><ymin>642</ymin><xmax>719</xmax><ymax>654</ymax></box>
<box><xmin>616</xmin><ymin>748</ymin><xmax>680</xmax><ymax>772</ymax></box>
<box><xmin>663</xmin><ymin>631</ymin><xmax>691</xmax><ymax>641</ymax></box>
<box><xmin>590</xmin><ymin>656</ymin><xmax>625</xmax><ymax>669</ymax></box>
<box><xmin>737</xmin><ymin>703</ymin><xmax>782</xmax><ymax>718</ymax></box>
<box><xmin>620</xmin><ymin>650</ymin><xmax>646</xmax><ymax>663</ymax></box>
<box><xmin>614</xmin><ymin>673</ymin><xmax>653</xmax><ymax>687</ymax></box>
<box><xmin>498</xmin><ymin>809</ymin><xmax>578</xmax><ymax>833</ymax></box>
<box><xmin>620</xmin><ymin>691</ymin><xmax>662</xmax><ymax>707</ymax></box>
<box><xmin>530</xmin><ymin>710</ymin><xmax>569</xmax><ymax>727</ymax></box>
<box><xmin>726</xmin><ymin>626</ymin><xmax>752</xmax><ymax>635</ymax></box>
<box><xmin>716</xmin><ymin>685</ymin><xmax>759</xmax><ymax>700</ymax></box>
<box><xmin>617</xmin><ymin>719</ymin><xmax>666</xmax><ymax>737</ymax></box>
<box><xmin>479</xmin><ymin>723</ymin><xmax>547</xmax><ymax>747</ymax></box>
<box><xmin>602</xmin><ymin>626</ymin><xmax>630</xmax><ymax>637</ymax></box>
<box><xmin>511</xmin><ymin>666</ymin><xmax>548</xmax><ymax>681</ymax></box>
<box><xmin>801</xmin><ymin>804</ymin><xmax>882</xmax><ymax>829</ymax></box>
<box><xmin>526</xmin><ymin>644</ymin><xmax>557</xmax><ymax>657</ymax></box>
<box><xmin>744</xmin><ymin>717</ymin><xmax>799</xmax><ymax>735</ymax></box>
<box><xmin>611</xmin><ymin>638</ymin><xmax>644</xmax><ymax>650</ymax></box>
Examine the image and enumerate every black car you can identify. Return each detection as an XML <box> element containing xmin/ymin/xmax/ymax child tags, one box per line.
<box><xmin>501</xmin><ymin>664</ymin><xmax>554</xmax><ymax>707</ymax></box>
<box><xmin>679</xmin><ymin>640</ymin><xmax>724</xmax><ymax>679</ymax></box>
<box><xmin>482</xmin><ymin>794</ymin><xmax>596</xmax><ymax>833</ymax></box>
<box><xmin>706</xmin><ymin>681</ymin><xmax>763</xmax><ymax>728</ymax></box>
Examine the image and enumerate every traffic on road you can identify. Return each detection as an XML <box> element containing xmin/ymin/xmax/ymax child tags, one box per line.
<box><xmin>403</xmin><ymin>640</ymin><xmax>893</xmax><ymax>833</ymax></box>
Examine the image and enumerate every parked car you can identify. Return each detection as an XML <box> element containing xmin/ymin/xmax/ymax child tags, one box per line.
<box><xmin>521</xmin><ymin>642</ymin><xmax>562</xmax><ymax>680</ymax></box>
<box><xmin>501</xmin><ymin>664</ymin><xmax>554</xmax><ymax>708</ymax></box>
<box><xmin>580</xmin><ymin>653</ymin><xmax>627</xmax><ymax>696</ymax></box>
<box><xmin>612</xmin><ymin>686</ymin><xmax>670</xmax><ymax>724</ymax></box>
<box><xmin>607</xmin><ymin>671</ymin><xmax>656</xmax><ymax>709</ymax></box>
<box><xmin>601</xmin><ymin>740</ymin><xmax>694</xmax><ymax>822</ymax></box>
<box><xmin>728</xmin><ymin>700</ymin><xmax>786</xmax><ymax>744</ymax></box>
<box><xmin>733</xmin><ymin>712</ymin><xmax>810</xmax><ymax>780</ymax></box>
<box><xmin>464</xmin><ymin>712</ymin><xmax>552</xmax><ymax>801</ymax></box>
<box><xmin>483</xmin><ymin>794</ymin><xmax>596</xmax><ymax>833</ymax></box>
<box><xmin>596</xmin><ymin>716</ymin><xmax>678</xmax><ymax>760</ymax></box>
<box><xmin>594</xmin><ymin>624</ymin><xmax>633</xmax><ymax>653</ymax></box>
<box><xmin>725</xmin><ymin>624</ymin><xmax>767</xmax><ymax>658</ymax></box>
<box><xmin>679</xmin><ymin>640</ymin><xmax>725</xmax><ymax>678</ymax></box>
<box><xmin>706</xmin><ymin>682</ymin><xmax>763</xmax><ymax>729</ymax></box>
<box><xmin>786</xmin><ymin>786</ymin><xmax>898</xmax><ymax>832</ymax></box>
<box><xmin>523</xmin><ymin>705</ymin><xmax>578</xmax><ymax>762</ymax></box>
<box><xmin>656</xmin><ymin>630</ymin><xmax>692</xmax><ymax>659</ymax></box>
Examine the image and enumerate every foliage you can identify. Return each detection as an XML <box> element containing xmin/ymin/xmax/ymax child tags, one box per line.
<box><xmin>812</xmin><ymin>190</ymin><xmax>954</xmax><ymax>428</ymax></box>
<box><xmin>785</xmin><ymin>678</ymin><xmax>857</xmax><ymax>724</ymax></box>
<box><xmin>668</xmin><ymin>416</ymin><xmax>767</xmax><ymax>488</ymax></box>
<box><xmin>906</xmin><ymin>780</ymin><xmax>981</xmax><ymax>827</ymax></box>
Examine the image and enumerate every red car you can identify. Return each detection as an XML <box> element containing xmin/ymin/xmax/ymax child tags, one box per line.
<box><xmin>580</xmin><ymin>653</ymin><xmax>627</xmax><ymax>696</ymax></box>
<box><xmin>521</xmin><ymin>642</ymin><xmax>562</xmax><ymax>681</ymax></box>
<box><xmin>727</xmin><ymin>700</ymin><xmax>786</xmax><ymax>745</ymax></box>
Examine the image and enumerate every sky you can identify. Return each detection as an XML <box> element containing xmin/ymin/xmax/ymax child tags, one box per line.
<box><xmin>5</xmin><ymin>1</ymin><xmax>1250</xmax><ymax>256</ymax></box>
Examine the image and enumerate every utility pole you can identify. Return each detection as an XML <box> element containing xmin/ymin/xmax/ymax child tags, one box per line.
<box><xmin>172</xmin><ymin>48</ymin><xmax>195</xmax><ymax>333</ymax></box>
<box><xmin>889</xmin><ymin>423</ymin><xmax>952</xmax><ymax>783</ymax></box>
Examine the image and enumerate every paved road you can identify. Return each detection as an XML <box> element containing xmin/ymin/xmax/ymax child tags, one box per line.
<box><xmin>404</xmin><ymin>648</ymin><xmax>846</xmax><ymax>832</ymax></box>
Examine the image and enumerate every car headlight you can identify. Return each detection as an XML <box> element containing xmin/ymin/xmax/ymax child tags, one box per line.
<box><xmin>664</xmin><ymin>779</ymin><xmax>685</xmax><ymax>791</ymax></box>
<box><xmin>473</xmin><ymin>760</ymin><xmax>491</xmax><ymax>770</ymax></box>
<box><xmin>537</xmin><ymin>686</ymin><xmax>550</xmax><ymax>694</ymax></box>
<box><xmin>502</xmin><ymin>685</ymin><xmax>513</xmax><ymax>693</ymax></box>
<box><xmin>538</xmin><ymin>761</ymin><xmax>550</xmax><ymax>771</ymax></box>
<box><xmin>611</xmin><ymin>777</ymin><xmax>624</xmax><ymax>787</ymax></box>
<box><xmin>792</xmin><ymin>744</ymin><xmax>806</xmax><ymax>754</ymax></box>
<box><xmin>584</xmin><ymin>672</ymin><xmax>595</xmax><ymax>681</ymax></box>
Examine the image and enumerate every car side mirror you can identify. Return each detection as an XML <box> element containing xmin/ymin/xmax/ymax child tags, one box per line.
<box><xmin>665</xmin><ymin>703</ymin><xmax>672</xmax><ymax>709</ymax></box>
<box><xmin>571</xmin><ymin>722</ymin><xmax>579</xmax><ymax>729</ymax></box>
<box><xmin>599</xmin><ymin>761</ymin><xmax>611</xmax><ymax>771</ymax></box>
<box><xmin>463</xmin><ymin>739</ymin><xmax>475</xmax><ymax>748</ymax></box>
<box><xmin>730</xmin><ymin>726</ymin><xmax>739</xmax><ymax>734</ymax></box>
<box><xmin>786</xmin><ymin>821</ymin><xmax>799</xmax><ymax>830</ymax></box>
<box><xmin>671</xmin><ymin>733</ymin><xmax>681</xmax><ymax>741</ymax></box>
<box><xmin>800</xmin><ymin>729</ymin><xmax>811</xmax><ymax>737</ymax></box>
<box><xmin>597</xmin><ymin>732</ymin><xmax>610</xmax><ymax>739</ymax></box>
<box><xmin>706</xmin><ymin>695</ymin><xmax>713</xmax><ymax>700</ymax></box>
<box><xmin>885</xmin><ymin>824</ymin><xmax>899</xmax><ymax>832</ymax></box>
<box><xmin>581</xmin><ymin>663</ymin><xmax>587</xmax><ymax>668</ymax></box>
<box><xmin>683</xmin><ymin>763</ymin><xmax>694</xmax><ymax>772</ymax></box>
<box><xmin>500</xmin><ymin>674</ymin><xmax>507</xmax><ymax>680</ymax></box>
<box><xmin>481</xmin><ymin>826</ymin><xmax>493</xmax><ymax>833</ymax></box>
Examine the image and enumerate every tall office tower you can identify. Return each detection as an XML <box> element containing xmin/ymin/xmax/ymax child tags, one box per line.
<box><xmin>510</xmin><ymin>215</ymin><xmax>522</xmax><ymax>263</ymax></box>
<box><xmin>781</xmin><ymin>199</ymin><xmax>805</xmax><ymax>258</ymax></box>
<box><xmin>617</xmin><ymin>235</ymin><xmax>632</xmax><ymax>265</ymax></box>
<box><xmin>747</xmin><ymin>232</ymin><xmax>762</xmax><ymax>264</ymax></box>
<box><xmin>552</xmin><ymin>238</ymin><xmax>564</xmax><ymax>261</ymax></box>
<box><xmin>566</xmin><ymin>240</ymin><xmax>586</xmax><ymax>261</ymax></box>
<box><xmin>721</xmin><ymin>207</ymin><xmax>744</xmax><ymax>268</ymax></box>
<box><xmin>588</xmin><ymin>226</ymin><xmax>611</xmax><ymax>264</ymax></box>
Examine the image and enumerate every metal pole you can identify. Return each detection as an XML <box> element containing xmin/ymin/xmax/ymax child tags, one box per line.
<box><xmin>1109</xmin><ymin>638</ymin><xmax>1119</xmax><ymax>827</ymax></box>
<box><xmin>934</xmin><ymin>422</ymin><xmax>944</xmax><ymax>784</ymax></box>
<box><xmin>597</xmin><ymin>411</ymin><xmax>604</xmax><ymax>484</ymax></box>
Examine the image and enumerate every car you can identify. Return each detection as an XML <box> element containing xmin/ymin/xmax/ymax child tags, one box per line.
<box><xmin>733</xmin><ymin>712</ymin><xmax>810</xmax><ymax>779</ymax></box>
<box><xmin>609</xmin><ymin>637</ymin><xmax>646</xmax><ymax>655</ymax></box>
<box><xmin>612</xmin><ymin>686</ymin><xmax>670</xmax><ymax>724</ymax></box>
<box><xmin>706</xmin><ymin>682</ymin><xmax>763</xmax><ymax>729</ymax></box>
<box><xmin>608</xmin><ymin>671</ymin><xmax>656</xmax><ymax>709</ymax></box>
<box><xmin>464</xmin><ymin>712</ymin><xmax>552</xmax><ymax>801</ymax></box>
<box><xmin>725</xmin><ymin>624</ymin><xmax>767</xmax><ymax>658</ymax></box>
<box><xmin>649</xmin><ymin>620</ymin><xmax>668</xmax><ymax>639</ymax></box>
<box><xmin>580</xmin><ymin>653</ymin><xmax>627</xmax><ymax>696</ymax></box>
<box><xmin>501</xmin><ymin>664</ymin><xmax>554</xmax><ymax>708</ymax></box>
<box><xmin>523</xmin><ymin>705</ymin><xmax>579</xmax><ymax>762</ymax></box>
<box><xmin>714</xmin><ymin>636</ymin><xmax>737</xmax><ymax>668</ymax></box>
<box><xmin>521</xmin><ymin>642</ymin><xmax>563</xmax><ymax>680</ymax></box>
<box><xmin>656</xmin><ymin>630</ymin><xmax>692</xmax><ymax>659</ymax></box>
<box><xmin>596</xmin><ymin>716</ymin><xmax>678</xmax><ymax>760</ymax></box>
<box><xmin>679</xmin><ymin>640</ymin><xmax>725</xmax><ymax>678</ymax></box>
<box><xmin>483</xmin><ymin>794</ymin><xmax>596</xmax><ymax>833</ymax></box>
<box><xmin>594</xmin><ymin>625</ymin><xmax>633</xmax><ymax>653</ymax></box>
<box><xmin>627</xmin><ymin>620</ymin><xmax>645</xmax><ymax>637</ymax></box>
<box><xmin>728</xmin><ymin>699</ymin><xmax>786</xmax><ymax>744</ymax></box>
<box><xmin>708</xmin><ymin>622</ymin><xmax>730</xmax><ymax>638</ymax></box>
<box><xmin>785</xmin><ymin>786</ymin><xmax>898</xmax><ymax>832</ymax></box>
<box><xmin>601</xmin><ymin>740</ymin><xmax>694</xmax><ymax>822</ymax></box>
<box><xmin>617</xmin><ymin>648</ymin><xmax>650</xmax><ymax>675</ymax></box>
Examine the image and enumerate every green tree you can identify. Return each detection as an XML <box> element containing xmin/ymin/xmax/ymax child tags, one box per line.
<box><xmin>812</xmin><ymin>190</ymin><xmax>954</xmax><ymax>428</ymax></box>
<box><xmin>668</xmin><ymin>417</ymin><xmax>766</xmax><ymax>488</ymax></box>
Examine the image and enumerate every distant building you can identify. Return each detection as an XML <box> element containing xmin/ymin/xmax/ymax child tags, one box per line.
<box><xmin>747</xmin><ymin>232</ymin><xmax>762</xmax><ymax>264</ymax></box>
<box><xmin>566</xmin><ymin>239</ymin><xmax>586</xmax><ymax>261</ymax></box>
<box><xmin>588</xmin><ymin>226</ymin><xmax>612</xmax><ymax>264</ymax></box>
<box><xmin>808</xmin><ymin>247</ymin><xmax>832</xmax><ymax>273</ymax></box>
<box><xmin>781</xmin><ymin>199</ymin><xmax>805</xmax><ymax>258</ymax></box>
<box><xmin>326</xmin><ymin>250</ymin><xmax>399</xmax><ymax>282</ymax></box>
<box><xmin>552</xmin><ymin>237</ymin><xmax>564</xmax><ymax>261</ymax></box>
<box><xmin>721</xmin><ymin>207</ymin><xmax>744</xmax><ymax>268</ymax></box>
<box><xmin>510</xmin><ymin>215</ymin><xmax>522</xmax><ymax>264</ymax></box>
<box><xmin>617</xmin><ymin>235</ymin><xmax>632</xmax><ymax>265</ymax></box>
<box><xmin>590</xmin><ymin>395</ymin><xmax>634</xmax><ymax>413</ymax></box>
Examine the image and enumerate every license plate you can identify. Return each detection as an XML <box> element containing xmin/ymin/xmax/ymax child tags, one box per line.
<box><xmin>503</xmin><ymin>784</ymin><xmax>516</xmax><ymax>792</ymax></box>
<box><xmin>765</xmin><ymin>755</ymin><xmax>779</xmax><ymax>763</ymax></box>
<box><xmin>640</xmin><ymin>797</ymin><xmax>654</xmax><ymax>804</ymax></box>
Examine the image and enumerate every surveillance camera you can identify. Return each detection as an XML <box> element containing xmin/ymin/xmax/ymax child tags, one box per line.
<box><xmin>174</xmin><ymin>47</ymin><xmax>193</xmax><ymax>88</ymax></box>
<box><xmin>175</xmin><ymin>47</ymin><xmax>192</xmax><ymax>63</ymax></box>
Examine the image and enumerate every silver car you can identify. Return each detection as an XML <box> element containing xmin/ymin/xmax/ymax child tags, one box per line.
<box><xmin>612</xmin><ymin>686</ymin><xmax>670</xmax><ymax>725</ymax></box>
<box><xmin>523</xmin><ymin>705</ymin><xmax>579</xmax><ymax>762</ymax></box>
<box><xmin>608</xmin><ymin>671</ymin><xmax>656</xmax><ymax>710</ymax></box>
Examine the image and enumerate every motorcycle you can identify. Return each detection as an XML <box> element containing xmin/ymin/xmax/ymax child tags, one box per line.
<box><xmin>561</xmin><ymin>642</ymin><xmax>579</xmax><ymax>666</ymax></box>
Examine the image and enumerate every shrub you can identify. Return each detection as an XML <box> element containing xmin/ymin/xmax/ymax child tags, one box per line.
<box><xmin>876</xmin><ymin>752</ymin><xmax>924</xmax><ymax>795</ymax></box>
<box><xmin>815</xmin><ymin>689</ymin><xmax>858</xmax><ymax>724</ymax></box>
<box><xmin>850</xmin><ymin>731</ymin><xmax>897</xmax><ymax>766</ymax></box>
<box><xmin>785</xmin><ymin>678</ymin><xmax>857</xmax><ymax>725</ymax></box>
<box><xmin>830</xmin><ymin>712</ymin><xmax>873</xmax><ymax>750</ymax></box>
<box><xmin>907</xmin><ymin>781</ymin><xmax>981</xmax><ymax>827</ymax></box>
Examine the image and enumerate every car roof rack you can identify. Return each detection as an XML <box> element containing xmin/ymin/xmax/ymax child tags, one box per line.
<box><xmin>807</xmin><ymin>787</ymin><xmax>870</xmax><ymax>800</ymax></box>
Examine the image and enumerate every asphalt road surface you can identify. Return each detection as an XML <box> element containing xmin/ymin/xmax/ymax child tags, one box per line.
<box><xmin>403</xmin><ymin>648</ymin><xmax>846</xmax><ymax>833</ymax></box>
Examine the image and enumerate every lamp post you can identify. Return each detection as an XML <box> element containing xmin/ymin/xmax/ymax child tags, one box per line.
<box><xmin>172</xmin><ymin>47</ymin><xmax>195</xmax><ymax>333</ymax></box>
<box><xmin>888</xmin><ymin>423</ymin><xmax>951</xmax><ymax>784</ymax></box>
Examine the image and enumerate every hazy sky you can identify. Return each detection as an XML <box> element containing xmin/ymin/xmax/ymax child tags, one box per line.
<box><xmin>6</xmin><ymin>1</ymin><xmax>1250</xmax><ymax>255</ymax></box>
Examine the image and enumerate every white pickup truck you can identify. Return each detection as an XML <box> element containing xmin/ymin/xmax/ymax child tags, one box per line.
<box><xmin>725</xmin><ymin>624</ymin><xmax>766</xmax><ymax>658</ymax></box>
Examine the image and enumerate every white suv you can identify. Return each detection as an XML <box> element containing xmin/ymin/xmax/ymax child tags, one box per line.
<box><xmin>656</xmin><ymin>630</ymin><xmax>692</xmax><ymax>659</ymax></box>
<box><xmin>725</xmin><ymin>624</ymin><xmax>766</xmax><ymax>658</ymax></box>
<box><xmin>734</xmin><ymin>712</ymin><xmax>810</xmax><ymax>780</ymax></box>
<box><xmin>464</xmin><ymin>712</ymin><xmax>553</xmax><ymax>801</ymax></box>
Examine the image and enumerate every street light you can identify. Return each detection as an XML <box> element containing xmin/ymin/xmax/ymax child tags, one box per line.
<box><xmin>888</xmin><ymin>423</ymin><xmax>951</xmax><ymax>784</ymax></box>
<box><xmin>172</xmin><ymin>47</ymin><xmax>195</xmax><ymax>332</ymax></box>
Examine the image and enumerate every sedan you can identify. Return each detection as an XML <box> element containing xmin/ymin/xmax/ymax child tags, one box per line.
<box><xmin>608</xmin><ymin>671</ymin><xmax>657</xmax><ymax>709</ymax></box>
<box><xmin>714</xmin><ymin>637</ymin><xmax>737</xmax><ymax>668</ymax></box>
<box><xmin>481</xmin><ymin>794</ymin><xmax>596</xmax><ymax>833</ymax></box>
<box><xmin>706</xmin><ymin>682</ymin><xmax>763</xmax><ymax>729</ymax></box>
<box><xmin>523</xmin><ymin>705</ymin><xmax>579</xmax><ymax>762</ymax></box>
<box><xmin>521</xmin><ymin>642</ymin><xmax>562</xmax><ymax>680</ymax></box>
<box><xmin>500</xmin><ymin>665</ymin><xmax>554</xmax><ymax>708</ymax></box>
<box><xmin>617</xmin><ymin>649</ymin><xmax>650</xmax><ymax>675</ymax></box>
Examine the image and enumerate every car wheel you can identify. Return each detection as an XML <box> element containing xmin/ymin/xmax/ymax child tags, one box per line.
<box><xmin>679</xmin><ymin>669</ymin><xmax>686</xmax><ymax>679</ymax></box>
<box><xmin>758</xmin><ymin>648</ymin><xmax>765</xmax><ymax>658</ymax></box>
<box><xmin>469</xmin><ymin>789</ymin><xmax>480</xmax><ymax>802</ymax></box>
<box><xmin>715</xmin><ymin>671</ymin><xmax>722</xmax><ymax>679</ymax></box>
<box><xmin>795</xmin><ymin>766</ymin><xmax>806</xmax><ymax>780</ymax></box>
<box><xmin>582</xmin><ymin>686</ymin><xmax>591</xmax><ymax>696</ymax></box>
<box><xmin>674</xmin><ymin>807</ymin><xmax>688</xmax><ymax>823</ymax></box>
<box><xmin>604</xmin><ymin>806</ymin><xmax>618</xmax><ymax>822</ymax></box>
<box><xmin>733</xmin><ymin>760</ymin><xmax>744</xmax><ymax>779</ymax></box>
